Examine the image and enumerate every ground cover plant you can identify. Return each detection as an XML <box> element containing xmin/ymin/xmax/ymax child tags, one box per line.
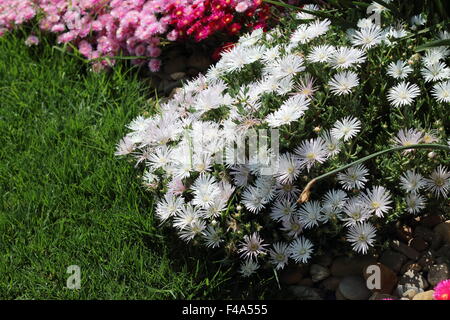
<box><xmin>117</xmin><ymin>1</ymin><xmax>450</xmax><ymax>282</ymax></box>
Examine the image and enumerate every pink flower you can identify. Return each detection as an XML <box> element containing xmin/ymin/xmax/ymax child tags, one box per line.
<box><xmin>235</xmin><ymin>1</ymin><xmax>249</xmax><ymax>13</ymax></box>
<box><xmin>25</xmin><ymin>35</ymin><xmax>39</xmax><ymax>46</ymax></box>
<box><xmin>434</xmin><ymin>279</ymin><xmax>450</xmax><ymax>300</ymax></box>
<box><xmin>148</xmin><ymin>58</ymin><xmax>161</xmax><ymax>72</ymax></box>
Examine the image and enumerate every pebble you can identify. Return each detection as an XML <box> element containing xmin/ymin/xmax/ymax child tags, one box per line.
<box><xmin>434</xmin><ymin>221</ymin><xmax>450</xmax><ymax>245</ymax></box>
<box><xmin>402</xmin><ymin>288</ymin><xmax>419</xmax><ymax>299</ymax></box>
<box><xmin>409</xmin><ymin>237</ymin><xmax>429</xmax><ymax>252</ymax></box>
<box><xmin>322</xmin><ymin>277</ymin><xmax>341</xmax><ymax>291</ymax></box>
<box><xmin>369</xmin><ymin>293</ymin><xmax>397</xmax><ymax>300</ymax></box>
<box><xmin>396</xmin><ymin>283</ymin><xmax>424</xmax><ymax>297</ymax></box>
<box><xmin>314</xmin><ymin>253</ymin><xmax>333</xmax><ymax>267</ymax></box>
<box><xmin>392</xmin><ymin>240</ymin><xmax>420</xmax><ymax>261</ymax></box>
<box><xmin>280</xmin><ymin>266</ymin><xmax>303</xmax><ymax>285</ymax></box>
<box><xmin>310</xmin><ymin>264</ymin><xmax>330</xmax><ymax>282</ymax></box>
<box><xmin>169</xmin><ymin>72</ymin><xmax>186</xmax><ymax>81</ymax></box>
<box><xmin>427</xmin><ymin>263</ymin><xmax>449</xmax><ymax>286</ymax></box>
<box><xmin>396</xmin><ymin>223</ymin><xmax>413</xmax><ymax>243</ymax></box>
<box><xmin>338</xmin><ymin>276</ymin><xmax>371</xmax><ymax>300</ymax></box>
<box><xmin>398</xmin><ymin>269</ymin><xmax>429</xmax><ymax>290</ymax></box>
<box><xmin>298</xmin><ymin>278</ymin><xmax>314</xmax><ymax>287</ymax></box>
<box><xmin>420</xmin><ymin>215</ymin><xmax>444</xmax><ymax>228</ymax></box>
<box><xmin>289</xmin><ymin>285</ymin><xmax>322</xmax><ymax>300</ymax></box>
<box><xmin>379</xmin><ymin>250</ymin><xmax>407</xmax><ymax>273</ymax></box>
<box><xmin>418</xmin><ymin>250</ymin><xmax>435</xmax><ymax>271</ymax></box>
<box><xmin>330</xmin><ymin>255</ymin><xmax>377</xmax><ymax>277</ymax></box>
<box><xmin>400</xmin><ymin>261</ymin><xmax>422</xmax><ymax>274</ymax></box>
<box><xmin>413</xmin><ymin>226</ymin><xmax>434</xmax><ymax>243</ymax></box>
<box><xmin>412</xmin><ymin>290</ymin><xmax>434</xmax><ymax>300</ymax></box>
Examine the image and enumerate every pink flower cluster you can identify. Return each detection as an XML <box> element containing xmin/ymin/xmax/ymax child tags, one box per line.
<box><xmin>0</xmin><ymin>0</ymin><xmax>273</xmax><ymax>71</ymax></box>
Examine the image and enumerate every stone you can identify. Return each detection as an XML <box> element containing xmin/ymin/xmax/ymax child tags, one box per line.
<box><xmin>435</xmin><ymin>244</ymin><xmax>450</xmax><ymax>260</ymax></box>
<box><xmin>412</xmin><ymin>290</ymin><xmax>434</xmax><ymax>300</ymax></box>
<box><xmin>335</xmin><ymin>288</ymin><xmax>347</xmax><ymax>300</ymax></box>
<box><xmin>322</xmin><ymin>276</ymin><xmax>341</xmax><ymax>291</ymax></box>
<box><xmin>400</xmin><ymin>261</ymin><xmax>422</xmax><ymax>274</ymax></box>
<box><xmin>310</xmin><ymin>264</ymin><xmax>330</xmax><ymax>282</ymax></box>
<box><xmin>298</xmin><ymin>278</ymin><xmax>314</xmax><ymax>287</ymax></box>
<box><xmin>163</xmin><ymin>56</ymin><xmax>187</xmax><ymax>74</ymax></box>
<box><xmin>427</xmin><ymin>263</ymin><xmax>449</xmax><ymax>286</ymax></box>
<box><xmin>314</xmin><ymin>253</ymin><xmax>333</xmax><ymax>267</ymax></box>
<box><xmin>434</xmin><ymin>221</ymin><xmax>450</xmax><ymax>245</ymax></box>
<box><xmin>402</xmin><ymin>288</ymin><xmax>419</xmax><ymax>299</ymax></box>
<box><xmin>187</xmin><ymin>52</ymin><xmax>211</xmax><ymax>71</ymax></box>
<box><xmin>169</xmin><ymin>72</ymin><xmax>186</xmax><ymax>81</ymax></box>
<box><xmin>330</xmin><ymin>255</ymin><xmax>377</xmax><ymax>277</ymax></box>
<box><xmin>396</xmin><ymin>223</ymin><xmax>413</xmax><ymax>243</ymax></box>
<box><xmin>289</xmin><ymin>285</ymin><xmax>322</xmax><ymax>300</ymax></box>
<box><xmin>396</xmin><ymin>284</ymin><xmax>424</xmax><ymax>297</ymax></box>
<box><xmin>379</xmin><ymin>250</ymin><xmax>407</xmax><ymax>273</ymax></box>
<box><xmin>363</xmin><ymin>263</ymin><xmax>398</xmax><ymax>294</ymax></box>
<box><xmin>398</xmin><ymin>270</ymin><xmax>429</xmax><ymax>290</ymax></box>
<box><xmin>414</xmin><ymin>226</ymin><xmax>434</xmax><ymax>243</ymax></box>
<box><xmin>420</xmin><ymin>215</ymin><xmax>444</xmax><ymax>228</ymax></box>
<box><xmin>409</xmin><ymin>238</ymin><xmax>429</xmax><ymax>252</ymax></box>
<box><xmin>418</xmin><ymin>250</ymin><xmax>435</xmax><ymax>271</ymax></box>
<box><xmin>369</xmin><ymin>293</ymin><xmax>397</xmax><ymax>300</ymax></box>
<box><xmin>280</xmin><ymin>266</ymin><xmax>303</xmax><ymax>285</ymax></box>
<box><xmin>338</xmin><ymin>276</ymin><xmax>371</xmax><ymax>300</ymax></box>
<box><xmin>392</xmin><ymin>240</ymin><xmax>420</xmax><ymax>260</ymax></box>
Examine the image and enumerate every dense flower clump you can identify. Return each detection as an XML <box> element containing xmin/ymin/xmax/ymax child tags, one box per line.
<box><xmin>118</xmin><ymin>2</ymin><xmax>449</xmax><ymax>277</ymax></box>
<box><xmin>0</xmin><ymin>0</ymin><xmax>274</xmax><ymax>71</ymax></box>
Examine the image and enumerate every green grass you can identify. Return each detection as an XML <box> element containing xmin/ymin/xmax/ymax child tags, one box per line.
<box><xmin>0</xmin><ymin>34</ymin><xmax>240</xmax><ymax>299</ymax></box>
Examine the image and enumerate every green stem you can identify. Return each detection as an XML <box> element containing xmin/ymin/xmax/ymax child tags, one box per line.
<box><xmin>298</xmin><ymin>143</ymin><xmax>450</xmax><ymax>203</ymax></box>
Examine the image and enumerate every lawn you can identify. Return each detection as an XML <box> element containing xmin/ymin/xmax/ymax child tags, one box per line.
<box><xmin>0</xmin><ymin>34</ymin><xmax>241</xmax><ymax>299</ymax></box>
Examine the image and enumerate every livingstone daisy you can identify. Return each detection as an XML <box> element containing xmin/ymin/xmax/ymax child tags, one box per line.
<box><xmin>346</xmin><ymin>222</ymin><xmax>377</xmax><ymax>254</ymax></box>
<box><xmin>387</xmin><ymin>81</ymin><xmax>421</xmax><ymax>107</ymax></box>
<box><xmin>405</xmin><ymin>193</ymin><xmax>426</xmax><ymax>214</ymax></box>
<box><xmin>297</xmin><ymin>201</ymin><xmax>323</xmax><ymax>229</ymax></box>
<box><xmin>393</xmin><ymin>128</ymin><xmax>424</xmax><ymax>152</ymax></box>
<box><xmin>400</xmin><ymin>170</ymin><xmax>426</xmax><ymax>194</ymax></box>
<box><xmin>269</xmin><ymin>242</ymin><xmax>290</xmax><ymax>270</ymax></box>
<box><xmin>361</xmin><ymin>186</ymin><xmax>393</xmax><ymax>217</ymax></box>
<box><xmin>351</xmin><ymin>25</ymin><xmax>384</xmax><ymax>49</ymax></box>
<box><xmin>421</xmin><ymin>62</ymin><xmax>450</xmax><ymax>83</ymax></box>
<box><xmin>331</xmin><ymin>116</ymin><xmax>361</xmax><ymax>141</ymax></box>
<box><xmin>433</xmin><ymin>279</ymin><xmax>450</xmax><ymax>300</ymax></box>
<box><xmin>281</xmin><ymin>215</ymin><xmax>303</xmax><ymax>238</ymax></box>
<box><xmin>239</xmin><ymin>260</ymin><xmax>259</xmax><ymax>277</ymax></box>
<box><xmin>431</xmin><ymin>80</ymin><xmax>450</xmax><ymax>103</ymax></box>
<box><xmin>270</xmin><ymin>199</ymin><xmax>297</xmax><ymax>222</ymax></box>
<box><xmin>307</xmin><ymin>44</ymin><xmax>335</xmax><ymax>63</ymax></box>
<box><xmin>328</xmin><ymin>71</ymin><xmax>360</xmax><ymax>95</ymax></box>
<box><xmin>288</xmin><ymin>236</ymin><xmax>314</xmax><ymax>263</ymax></box>
<box><xmin>386</xmin><ymin>60</ymin><xmax>413</xmax><ymax>79</ymax></box>
<box><xmin>294</xmin><ymin>137</ymin><xmax>329</xmax><ymax>171</ymax></box>
<box><xmin>337</xmin><ymin>164</ymin><xmax>369</xmax><ymax>190</ymax></box>
<box><xmin>275</xmin><ymin>152</ymin><xmax>302</xmax><ymax>184</ymax></box>
<box><xmin>203</xmin><ymin>225</ymin><xmax>223</xmax><ymax>248</ymax></box>
<box><xmin>330</xmin><ymin>47</ymin><xmax>366</xmax><ymax>69</ymax></box>
<box><xmin>424</xmin><ymin>165</ymin><xmax>450</xmax><ymax>198</ymax></box>
<box><xmin>341</xmin><ymin>197</ymin><xmax>372</xmax><ymax>226</ymax></box>
<box><xmin>238</xmin><ymin>232</ymin><xmax>268</xmax><ymax>260</ymax></box>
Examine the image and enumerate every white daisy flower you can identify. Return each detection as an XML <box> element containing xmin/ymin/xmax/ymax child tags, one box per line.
<box><xmin>321</xmin><ymin>189</ymin><xmax>348</xmax><ymax>222</ymax></box>
<box><xmin>230</xmin><ymin>165</ymin><xmax>251</xmax><ymax>187</ymax></box>
<box><xmin>387</xmin><ymin>81</ymin><xmax>421</xmax><ymax>107</ymax></box>
<box><xmin>239</xmin><ymin>260</ymin><xmax>259</xmax><ymax>277</ymax></box>
<box><xmin>191</xmin><ymin>174</ymin><xmax>222</xmax><ymax>209</ymax></box>
<box><xmin>270</xmin><ymin>199</ymin><xmax>297</xmax><ymax>222</ymax></box>
<box><xmin>203</xmin><ymin>226</ymin><xmax>223</xmax><ymax>248</ymax></box>
<box><xmin>269</xmin><ymin>242</ymin><xmax>290</xmax><ymax>270</ymax></box>
<box><xmin>386</xmin><ymin>60</ymin><xmax>413</xmax><ymax>79</ymax></box>
<box><xmin>392</xmin><ymin>128</ymin><xmax>423</xmax><ymax>152</ymax></box>
<box><xmin>307</xmin><ymin>44</ymin><xmax>335</xmax><ymax>63</ymax></box>
<box><xmin>331</xmin><ymin>116</ymin><xmax>361</xmax><ymax>141</ymax></box>
<box><xmin>296</xmin><ymin>4</ymin><xmax>320</xmax><ymax>20</ymax></box>
<box><xmin>173</xmin><ymin>204</ymin><xmax>204</xmax><ymax>230</ymax></box>
<box><xmin>288</xmin><ymin>236</ymin><xmax>314</xmax><ymax>263</ymax></box>
<box><xmin>361</xmin><ymin>186</ymin><xmax>393</xmax><ymax>217</ymax></box>
<box><xmin>337</xmin><ymin>164</ymin><xmax>369</xmax><ymax>190</ymax></box>
<box><xmin>405</xmin><ymin>193</ymin><xmax>426</xmax><ymax>214</ymax></box>
<box><xmin>290</xmin><ymin>24</ymin><xmax>312</xmax><ymax>44</ymax></box>
<box><xmin>220</xmin><ymin>45</ymin><xmax>260</xmax><ymax>72</ymax></box>
<box><xmin>328</xmin><ymin>71</ymin><xmax>360</xmax><ymax>95</ymax></box>
<box><xmin>341</xmin><ymin>197</ymin><xmax>372</xmax><ymax>226</ymax></box>
<box><xmin>179</xmin><ymin>219</ymin><xmax>207</xmax><ymax>242</ymax></box>
<box><xmin>114</xmin><ymin>136</ymin><xmax>135</xmax><ymax>156</ymax></box>
<box><xmin>421</xmin><ymin>62</ymin><xmax>450</xmax><ymax>83</ymax></box>
<box><xmin>411</xmin><ymin>14</ymin><xmax>427</xmax><ymax>27</ymax></box>
<box><xmin>155</xmin><ymin>194</ymin><xmax>184</xmax><ymax>223</ymax></box>
<box><xmin>238</xmin><ymin>232</ymin><xmax>268</xmax><ymax>260</ymax></box>
<box><xmin>357</xmin><ymin>18</ymin><xmax>374</xmax><ymax>29</ymax></box>
<box><xmin>241</xmin><ymin>185</ymin><xmax>269</xmax><ymax>213</ymax></box>
<box><xmin>424</xmin><ymin>165</ymin><xmax>450</xmax><ymax>198</ymax></box>
<box><xmin>346</xmin><ymin>222</ymin><xmax>377</xmax><ymax>254</ymax></box>
<box><xmin>275</xmin><ymin>182</ymin><xmax>301</xmax><ymax>202</ymax></box>
<box><xmin>431</xmin><ymin>80</ymin><xmax>450</xmax><ymax>103</ymax></box>
<box><xmin>351</xmin><ymin>25</ymin><xmax>384</xmax><ymax>49</ymax></box>
<box><xmin>294</xmin><ymin>137</ymin><xmax>329</xmax><ymax>171</ymax></box>
<box><xmin>330</xmin><ymin>47</ymin><xmax>366</xmax><ymax>69</ymax></box>
<box><xmin>423</xmin><ymin>47</ymin><xmax>449</xmax><ymax>66</ymax></box>
<box><xmin>293</xmin><ymin>74</ymin><xmax>317</xmax><ymax>98</ymax></box>
<box><xmin>400</xmin><ymin>170</ymin><xmax>426</xmax><ymax>194</ymax></box>
<box><xmin>281</xmin><ymin>215</ymin><xmax>303</xmax><ymax>238</ymax></box>
<box><xmin>271</xmin><ymin>54</ymin><xmax>305</xmax><ymax>79</ymax></box>
<box><xmin>307</xmin><ymin>19</ymin><xmax>331</xmax><ymax>39</ymax></box>
<box><xmin>266</xmin><ymin>95</ymin><xmax>310</xmax><ymax>128</ymax></box>
<box><xmin>147</xmin><ymin>145</ymin><xmax>174</xmax><ymax>170</ymax></box>
<box><xmin>297</xmin><ymin>201</ymin><xmax>322</xmax><ymax>229</ymax></box>
<box><xmin>275</xmin><ymin>152</ymin><xmax>302</xmax><ymax>184</ymax></box>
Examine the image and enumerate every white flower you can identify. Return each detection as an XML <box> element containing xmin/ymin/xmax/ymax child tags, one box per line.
<box><xmin>411</xmin><ymin>14</ymin><xmax>427</xmax><ymax>27</ymax></box>
<box><xmin>296</xmin><ymin>4</ymin><xmax>320</xmax><ymax>20</ymax></box>
<box><xmin>269</xmin><ymin>242</ymin><xmax>290</xmax><ymax>270</ymax></box>
<box><xmin>275</xmin><ymin>182</ymin><xmax>300</xmax><ymax>202</ymax></box>
<box><xmin>114</xmin><ymin>136</ymin><xmax>135</xmax><ymax>156</ymax></box>
<box><xmin>270</xmin><ymin>199</ymin><xmax>297</xmax><ymax>222</ymax></box>
<box><xmin>405</xmin><ymin>193</ymin><xmax>426</xmax><ymax>214</ymax></box>
<box><xmin>337</xmin><ymin>164</ymin><xmax>369</xmax><ymax>190</ymax></box>
<box><xmin>330</xmin><ymin>47</ymin><xmax>366</xmax><ymax>69</ymax></box>
<box><xmin>431</xmin><ymin>80</ymin><xmax>450</xmax><ymax>103</ymax></box>
<box><xmin>147</xmin><ymin>145</ymin><xmax>174</xmax><ymax>170</ymax></box>
<box><xmin>297</xmin><ymin>201</ymin><xmax>322</xmax><ymax>229</ymax></box>
<box><xmin>422</xmin><ymin>47</ymin><xmax>449</xmax><ymax>66</ymax></box>
<box><xmin>230</xmin><ymin>165</ymin><xmax>251</xmax><ymax>187</ymax></box>
<box><xmin>266</xmin><ymin>95</ymin><xmax>310</xmax><ymax>127</ymax></box>
<box><xmin>156</xmin><ymin>194</ymin><xmax>184</xmax><ymax>223</ymax></box>
<box><xmin>293</xmin><ymin>74</ymin><xmax>317</xmax><ymax>98</ymax></box>
<box><xmin>328</xmin><ymin>71</ymin><xmax>360</xmax><ymax>95</ymax></box>
<box><xmin>307</xmin><ymin>19</ymin><xmax>331</xmax><ymax>39</ymax></box>
<box><xmin>179</xmin><ymin>219</ymin><xmax>207</xmax><ymax>242</ymax></box>
<box><xmin>341</xmin><ymin>197</ymin><xmax>372</xmax><ymax>226</ymax></box>
<box><xmin>346</xmin><ymin>222</ymin><xmax>377</xmax><ymax>254</ymax></box>
<box><xmin>239</xmin><ymin>260</ymin><xmax>259</xmax><ymax>277</ymax></box>
<box><xmin>387</xmin><ymin>81</ymin><xmax>421</xmax><ymax>107</ymax></box>
<box><xmin>271</xmin><ymin>54</ymin><xmax>305</xmax><ymax>79</ymax></box>
<box><xmin>203</xmin><ymin>226</ymin><xmax>223</xmax><ymax>248</ymax></box>
<box><xmin>275</xmin><ymin>152</ymin><xmax>302</xmax><ymax>184</ymax></box>
<box><xmin>421</xmin><ymin>62</ymin><xmax>450</xmax><ymax>83</ymax></box>
<box><xmin>281</xmin><ymin>215</ymin><xmax>303</xmax><ymax>238</ymax></box>
<box><xmin>294</xmin><ymin>137</ymin><xmax>329</xmax><ymax>171</ymax></box>
<box><xmin>392</xmin><ymin>128</ymin><xmax>423</xmax><ymax>152</ymax></box>
<box><xmin>290</xmin><ymin>24</ymin><xmax>311</xmax><ymax>44</ymax></box>
<box><xmin>220</xmin><ymin>45</ymin><xmax>259</xmax><ymax>72</ymax></box>
<box><xmin>400</xmin><ymin>170</ymin><xmax>426</xmax><ymax>194</ymax></box>
<box><xmin>173</xmin><ymin>204</ymin><xmax>204</xmax><ymax>230</ymax></box>
<box><xmin>307</xmin><ymin>44</ymin><xmax>335</xmax><ymax>63</ymax></box>
<box><xmin>386</xmin><ymin>60</ymin><xmax>413</xmax><ymax>79</ymax></box>
<box><xmin>357</xmin><ymin>18</ymin><xmax>374</xmax><ymax>29</ymax></box>
<box><xmin>351</xmin><ymin>25</ymin><xmax>384</xmax><ymax>49</ymax></box>
<box><xmin>238</xmin><ymin>232</ymin><xmax>268</xmax><ymax>260</ymax></box>
<box><xmin>241</xmin><ymin>185</ymin><xmax>268</xmax><ymax>213</ymax></box>
<box><xmin>321</xmin><ymin>130</ymin><xmax>342</xmax><ymax>157</ymax></box>
<box><xmin>331</xmin><ymin>116</ymin><xmax>361</xmax><ymax>141</ymax></box>
<box><xmin>288</xmin><ymin>236</ymin><xmax>314</xmax><ymax>263</ymax></box>
<box><xmin>361</xmin><ymin>186</ymin><xmax>393</xmax><ymax>217</ymax></box>
<box><xmin>367</xmin><ymin>1</ymin><xmax>390</xmax><ymax>14</ymax></box>
<box><xmin>191</xmin><ymin>174</ymin><xmax>222</xmax><ymax>209</ymax></box>
<box><xmin>321</xmin><ymin>189</ymin><xmax>348</xmax><ymax>221</ymax></box>
<box><xmin>424</xmin><ymin>165</ymin><xmax>450</xmax><ymax>198</ymax></box>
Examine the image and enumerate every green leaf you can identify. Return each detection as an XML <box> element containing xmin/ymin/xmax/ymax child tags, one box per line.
<box><xmin>415</xmin><ymin>39</ymin><xmax>450</xmax><ymax>52</ymax></box>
